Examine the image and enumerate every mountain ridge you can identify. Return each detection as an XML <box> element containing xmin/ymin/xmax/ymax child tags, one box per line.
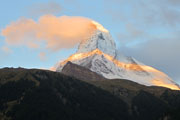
<box><xmin>56</xmin><ymin>23</ymin><xmax>180</xmax><ymax>90</ymax></box>
<box><xmin>1</xmin><ymin>67</ymin><xmax>180</xmax><ymax>120</ymax></box>
<box><xmin>0</xmin><ymin>67</ymin><xmax>130</xmax><ymax>120</ymax></box>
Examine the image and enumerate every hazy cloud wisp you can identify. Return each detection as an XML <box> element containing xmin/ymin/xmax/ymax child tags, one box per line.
<box><xmin>29</xmin><ymin>2</ymin><xmax>62</xmax><ymax>16</ymax></box>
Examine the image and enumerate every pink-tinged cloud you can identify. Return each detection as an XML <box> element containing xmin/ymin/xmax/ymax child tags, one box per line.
<box><xmin>49</xmin><ymin>66</ymin><xmax>56</xmax><ymax>71</ymax></box>
<box><xmin>1</xmin><ymin>18</ymin><xmax>38</xmax><ymax>48</ymax></box>
<box><xmin>1</xmin><ymin>46</ymin><xmax>12</xmax><ymax>54</ymax></box>
<box><xmin>1</xmin><ymin>15</ymin><xmax>97</xmax><ymax>51</ymax></box>
<box><xmin>39</xmin><ymin>52</ymin><xmax>46</xmax><ymax>61</ymax></box>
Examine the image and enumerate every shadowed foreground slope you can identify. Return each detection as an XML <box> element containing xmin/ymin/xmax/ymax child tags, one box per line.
<box><xmin>62</xmin><ymin>62</ymin><xmax>180</xmax><ymax>120</ymax></box>
<box><xmin>0</xmin><ymin>68</ymin><xmax>129</xmax><ymax>120</ymax></box>
<box><xmin>1</xmin><ymin>66</ymin><xmax>180</xmax><ymax>120</ymax></box>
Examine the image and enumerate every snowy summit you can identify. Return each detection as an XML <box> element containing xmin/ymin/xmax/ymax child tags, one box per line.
<box><xmin>56</xmin><ymin>21</ymin><xmax>180</xmax><ymax>90</ymax></box>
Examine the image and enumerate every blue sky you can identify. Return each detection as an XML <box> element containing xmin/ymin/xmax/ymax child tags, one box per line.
<box><xmin>0</xmin><ymin>0</ymin><xmax>180</xmax><ymax>83</ymax></box>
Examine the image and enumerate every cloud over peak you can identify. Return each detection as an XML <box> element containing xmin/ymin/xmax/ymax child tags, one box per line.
<box><xmin>1</xmin><ymin>15</ymin><xmax>97</xmax><ymax>51</ymax></box>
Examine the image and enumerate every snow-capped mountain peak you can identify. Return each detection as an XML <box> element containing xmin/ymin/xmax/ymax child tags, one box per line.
<box><xmin>77</xmin><ymin>21</ymin><xmax>116</xmax><ymax>57</ymax></box>
<box><xmin>56</xmin><ymin>21</ymin><xmax>180</xmax><ymax>90</ymax></box>
<box><xmin>91</xmin><ymin>21</ymin><xmax>109</xmax><ymax>33</ymax></box>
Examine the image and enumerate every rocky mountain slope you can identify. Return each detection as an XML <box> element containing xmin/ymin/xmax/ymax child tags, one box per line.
<box><xmin>61</xmin><ymin>62</ymin><xmax>180</xmax><ymax>120</ymax></box>
<box><xmin>56</xmin><ymin>21</ymin><xmax>180</xmax><ymax>90</ymax></box>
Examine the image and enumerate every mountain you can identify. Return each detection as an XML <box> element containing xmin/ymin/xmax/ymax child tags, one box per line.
<box><xmin>0</xmin><ymin>68</ymin><xmax>129</xmax><ymax>120</ymax></box>
<box><xmin>61</xmin><ymin>62</ymin><xmax>180</xmax><ymax>120</ymax></box>
<box><xmin>61</xmin><ymin>61</ymin><xmax>105</xmax><ymax>81</ymax></box>
<box><xmin>61</xmin><ymin>62</ymin><xmax>172</xmax><ymax>102</ymax></box>
<box><xmin>1</xmin><ymin>67</ymin><xmax>180</xmax><ymax>120</ymax></box>
<box><xmin>56</xmin><ymin>21</ymin><xmax>180</xmax><ymax>90</ymax></box>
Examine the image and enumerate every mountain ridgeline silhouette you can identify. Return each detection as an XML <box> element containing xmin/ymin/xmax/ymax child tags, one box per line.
<box><xmin>0</xmin><ymin>66</ymin><xmax>180</xmax><ymax>120</ymax></box>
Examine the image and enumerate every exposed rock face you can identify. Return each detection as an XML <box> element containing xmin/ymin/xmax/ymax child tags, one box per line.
<box><xmin>61</xmin><ymin>61</ymin><xmax>105</xmax><ymax>81</ymax></box>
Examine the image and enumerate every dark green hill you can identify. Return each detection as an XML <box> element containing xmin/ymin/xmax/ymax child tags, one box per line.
<box><xmin>0</xmin><ymin>68</ymin><xmax>129</xmax><ymax>120</ymax></box>
<box><xmin>0</xmin><ymin>66</ymin><xmax>180</xmax><ymax>120</ymax></box>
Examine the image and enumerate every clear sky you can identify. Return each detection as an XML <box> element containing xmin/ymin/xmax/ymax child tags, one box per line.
<box><xmin>0</xmin><ymin>0</ymin><xmax>180</xmax><ymax>84</ymax></box>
